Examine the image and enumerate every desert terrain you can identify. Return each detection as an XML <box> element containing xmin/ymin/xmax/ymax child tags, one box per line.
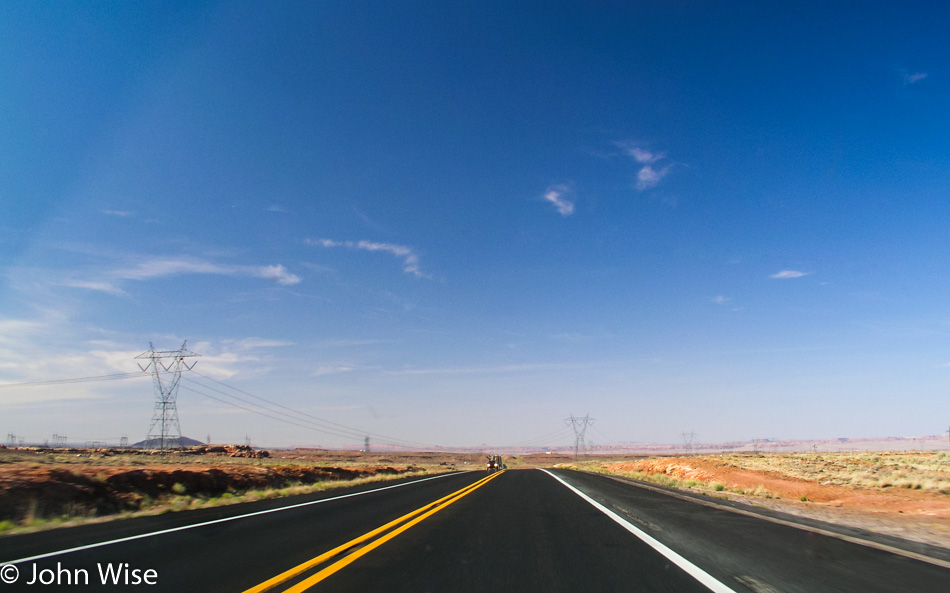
<box><xmin>2</xmin><ymin>446</ymin><xmax>948</xmax><ymax>551</ymax></box>
<box><xmin>0</xmin><ymin>445</ymin><xmax>495</xmax><ymax>535</ymax></box>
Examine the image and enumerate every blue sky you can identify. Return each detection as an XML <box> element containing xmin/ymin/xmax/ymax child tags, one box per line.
<box><xmin>2</xmin><ymin>2</ymin><xmax>949</xmax><ymax>449</ymax></box>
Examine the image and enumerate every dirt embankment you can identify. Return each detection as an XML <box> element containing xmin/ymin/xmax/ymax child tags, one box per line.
<box><xmin>0</xmin><ymin>464</ymin><xmax>412</xmax><ymax>524</ymax></box>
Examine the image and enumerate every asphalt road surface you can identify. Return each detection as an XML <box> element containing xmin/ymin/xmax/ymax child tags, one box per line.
<box><xmin>1</xmin><ymin>469</ymin><xmax>947</xmax><ymax>592</ymax></box>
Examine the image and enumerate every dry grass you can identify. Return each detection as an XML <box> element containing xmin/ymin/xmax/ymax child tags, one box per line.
<box><xmin>0</xmin><ymin>470</ymin><xmax>449</xmax><ymax>536</ymax></box>
<box><xmin>0</xmin><ymin>447</ymin><xmax>467</xmax><ymax>537</ymax></box>
<box><xmin>718</xmin><ymin>451</ymin><xmax>950</xmax><ymax>493</ymax></box>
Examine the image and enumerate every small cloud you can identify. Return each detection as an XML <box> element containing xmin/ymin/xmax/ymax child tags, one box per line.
<box><xmin>770</xmin><ymin>270</ymin><xmax>810</xmax><ymax>279</ymax></box>
<box><xmin>61</xmin><ymin>279</ymin><xmax>128</xmax><ymax>296</ymax></box>
<box><xmin>617</xmin><ymin>142</ymin><xmax>675</xmax><ymax>191</ymax></box>
<box><xmin>306</xmin><ymin>238</ymin><xmax>426</xmax><ymax>277</ymax></box>
<box><xmin>636</xmin><ymin>165</ymin><xmax>671</xmax><ymax>191</ymax></box>
<box><xmin>264</xmin><ymin>204</ymin><xmax>287</xmax><ymax>213</ymax></box>
<box><xmin>711</xmin><ymin>295</ymin><xmax>731</xmax><ymax>305</ymax></box>
<box><xmin>542</xmin><ymin>184</ymin><xmax>575</xmax><ymax>216</ymax></box>
<box><xmin>312</xmin><ymin>365</ymin><xmax>357</xmax><ymax>376</ymax></box>
<box><xmin>356</xmin><ymin>241</ymin><xmax>424</xmax><ymax>277</ymax></box>
<box><xmin>113</xmin><ymin>258</ymin><xmax>301</xmax><ymax>286</ymax></box>
<box><xmin>256</xmin><ymin>264</ymin><xmax>301</xmax><ymax>285</ymax></box>
<box><xmin>102</xmin><ymin>210</ymin><xmax>133</xmax><ymax>217</ymax></box>
<box><xmin>905</xmin><ymin>72</ymin><xmax>928</xmax><ymax>84</ymax></box>
<box><xmin>224</xmin><ymin>337</ymin><xmax>294</xmax><ymax>349</ymax></box>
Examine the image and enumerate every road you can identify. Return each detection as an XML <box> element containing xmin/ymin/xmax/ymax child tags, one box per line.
<box><xmin>0</xmin><ymin>469</ymin><xmax>947</xmax><ymax>592</ymax></box>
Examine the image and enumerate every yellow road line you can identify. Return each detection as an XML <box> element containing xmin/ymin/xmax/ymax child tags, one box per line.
<box><xmin>242</xmin><ymin>471</ymin><xmax>504</xmax><ymax>593</ymax></box>
<box><xmin>283</xmin><ymin>470</ymin><xmax>504</xmax><ymax>593</ymax></box>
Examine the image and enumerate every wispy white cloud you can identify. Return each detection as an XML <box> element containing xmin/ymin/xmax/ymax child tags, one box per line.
<box><xmin>305</xmin><ymin>238</ymin><xmax>426</xmax><ymax>278</ymax></box>
<box><xmin>312</xmin><ymin>365</ymin><xmax>358</xmax><ymax>376</ymax></box>
<box><xmin>264</xmin><ymin>204</ymin><xmax>287</xmax><ymax>213</ymax></box>
<box><xmin>114</xmin><ymin>258</ymin><xmax>301</xmax><ymax>286</ymax></box>
<box><xmin>711</xmin><ymin>295</ymin><xmax>731</xmax><ymax>305</ymax></box>
<box><xmin>542</xmin><ymin>184</ymin><xmax>575</xmax><ymax>216</ymax></box>
<box><xmin>635</xmin><ymin>165</ymin><xmax>672</xmax><ymax>191</ymax></box>
<box><xmin>223</xmin><ymin>338</ymin><xmax>294</xmax><ymax>350</ymax></box>
<box><xmin>60</xmin><ymin>279</ymin><xmax>128</xmax><ymax>296</ymax></box>
<box><xmin>392</xmin><ymin>361</ymin><xmax>607</xmax><ymax>375</ymax></box>
<box><xmin>770</xmin><ymin>270</ymin><xmax>810</xmax><ymax>279</ymax></box>
<box><xmin>102</xmin><ymin>210</ymin><xmax>133</xmax><ymax>218</ymax></box>
<box><xmin>905</xmin><ymin>72</ymin><xmax>928</xmax><ymax>84</ymax></box>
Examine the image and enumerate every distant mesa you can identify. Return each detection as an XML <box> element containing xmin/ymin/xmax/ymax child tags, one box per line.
<box><xmin>131</xmin><ymin>436</ymin><xmax>206</xmax><ymax>449</ymax></box>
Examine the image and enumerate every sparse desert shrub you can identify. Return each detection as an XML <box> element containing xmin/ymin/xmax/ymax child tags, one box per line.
<box><xmin>171</xmin><ymin>482</ymin><xmax>187</xmax><ymax>495</ymax></box>
<box><xmin>713</xmin><ymin>483</ymin><xmax>725</xmax><ymax>491</ymax></box>
<box><xmin>800</xmin><ymin>495</ymin><xmax>809</xmax><ymax>502</ymax></box>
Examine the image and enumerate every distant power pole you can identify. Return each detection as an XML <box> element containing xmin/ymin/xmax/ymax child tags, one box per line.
<box><xmin>681</xmin><ymin>431</ymin><xmax>697</xmax><ymax>455</ymax></box>
<box><xmin>364</xmin><ymin>436</ymin><xmax>371</xmax><ymax>452</ymax></box>
<box><xmin>565</xmin><ymin>414</ymin><xmax>594</xmax><ymax>461</ymax></box>
<box><xmin>136</xmin><ymin>341</ymin><xmax>199</xmax><ymax>451</ymax></box>
<box><xmin>119</xmin><ymin>436</ymin><xmax>129</xmax><ymax>448</ymax></box>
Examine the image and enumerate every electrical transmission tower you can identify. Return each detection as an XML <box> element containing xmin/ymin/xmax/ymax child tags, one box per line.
<box><xmin>681</xmin><ymin>431</ymin><xmax>697</xmax><ymax>455</ymax></box>
<box><xmin>565</xmin><ymin>414</ymin><xmax>594</xmax><ymax>461</ymax></box>
<box><xmin>136</xmin><ymin>341</ymin><xmax>199</xmax><ymax>451</ymax></box>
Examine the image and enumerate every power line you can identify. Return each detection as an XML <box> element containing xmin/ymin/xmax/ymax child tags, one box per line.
<box><xmin>184</xmin><ymin>375</ymin><xmax>574</xmax><ymax>453</ymax></box>
<box><xmin>589</xmin><ymin>424</ymin><xmax>616</xmax><ymax>446</ymax></box>
<box><xmin>179</xmin><ymin>384</ymin><xmax>370</xmax><ymax>440</ymax></box>
<box><xmin>186</xmin><ymin>370</ymin><xmax>438</xmax><ymax>450</ymax></box>
<box><xmin>182</xmin><ymin>375</ymin><xmax>473</xmax><ymax>451</ymax></box>
<box><xmin>180</xmin><ymin>382</ymin><xmax>389</xmax><ymax>444</ymax></box>
<box><xmin>0</xmin><ymin>372</ymin><xmax>147</xmax><ymax>389</ymax></box>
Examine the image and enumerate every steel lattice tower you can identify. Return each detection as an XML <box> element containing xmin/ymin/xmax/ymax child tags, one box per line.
<box><xmin>136</xmin><ymin>341</ymin><xmax>199</xmax><ymax>451</ymax></box>
<box><xmin>565</xmin><ymin>414</ymin><xmax>594</xmax><ymax>461</ymax></box>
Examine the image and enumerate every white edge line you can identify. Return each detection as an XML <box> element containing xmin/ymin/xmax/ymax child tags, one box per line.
<box><xmin>3</xmin><ymin>471</ymin><xmax>466</xmax><ymax>566</ymax></box>
<box><xmin>541</xmin><ymin>469</ymin><xmax>739</xmax><ymax>593</ymax></box>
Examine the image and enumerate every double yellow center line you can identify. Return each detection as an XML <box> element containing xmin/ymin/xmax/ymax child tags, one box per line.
<box><xmin>242</xmin><ymin>470</ymin><xmax>505</xmax><ymax>593</ymax></box>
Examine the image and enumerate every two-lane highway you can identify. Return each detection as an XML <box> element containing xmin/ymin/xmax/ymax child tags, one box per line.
<box><xmin>0</xmin><ymin>471</ymin><xmax>486</xmax><ymax>592</ymax></box>
<box><xmin>1</xmin><ymin>469</ymin><xmax>947</xmax><ymax>592</ymax></box>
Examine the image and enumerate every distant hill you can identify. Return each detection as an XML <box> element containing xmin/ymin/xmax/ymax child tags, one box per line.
<box><xmin>131</xmin><ymin>436</ymin><xmax>206</xmax><ymax>448</ymax></box>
